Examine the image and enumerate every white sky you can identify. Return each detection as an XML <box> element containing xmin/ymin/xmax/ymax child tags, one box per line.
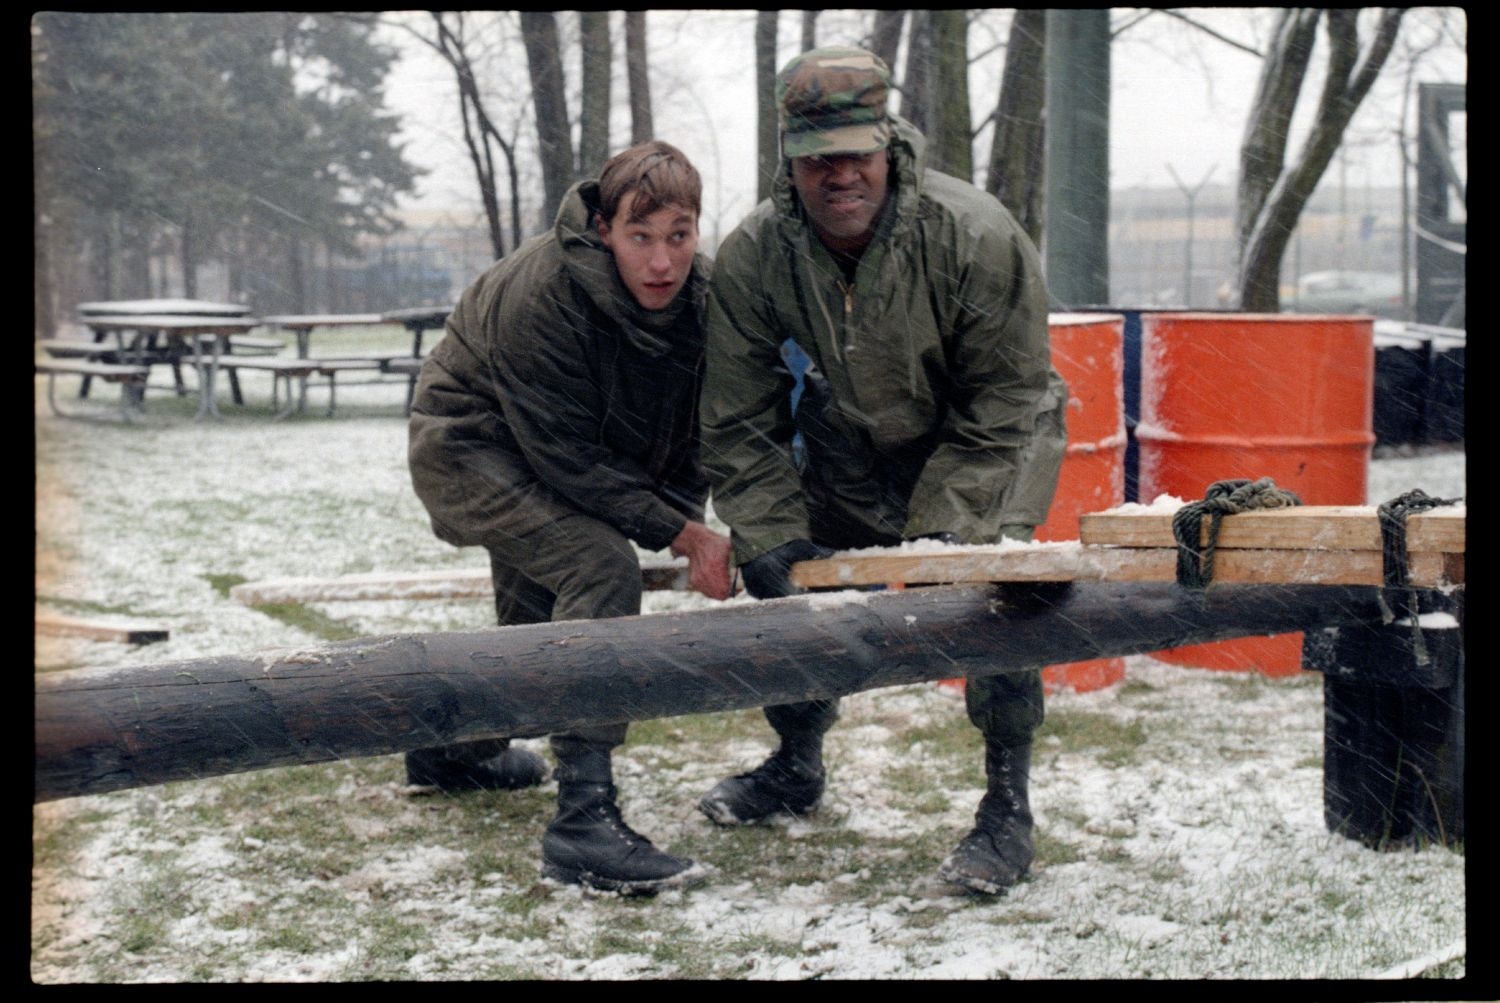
<box><xmin>377</xmin><ymin>9</ymin><xmax>1466</xmax><ymax>244</ymax></box>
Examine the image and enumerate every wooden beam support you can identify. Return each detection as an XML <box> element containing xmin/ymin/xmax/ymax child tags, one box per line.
<box><xmin>36</xmin><ymin>581</ymin><xmax>1409</xmax><ymax>803</ymax></box>
<box><xmin>1079</xmin><ymin>505</ymin><xmax>1465</xmax><ymax>553</ymax></box>
<box><xmin>789</xmin><ymin>543</ymin><xmax>1462</xmax><ymax>589</ymax></box>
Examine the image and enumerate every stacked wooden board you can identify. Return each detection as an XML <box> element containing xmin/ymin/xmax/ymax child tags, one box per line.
<box><xmin>788</xmin><ymin>505</ymin><xmax>1464</xmax><ymax>589</ymax></box>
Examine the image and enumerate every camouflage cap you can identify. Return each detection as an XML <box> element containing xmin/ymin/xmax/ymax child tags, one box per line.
<box><xmin>777</xmin><ymin>46</ymin><xmax>892</xmax><ymax>159</ymax></box>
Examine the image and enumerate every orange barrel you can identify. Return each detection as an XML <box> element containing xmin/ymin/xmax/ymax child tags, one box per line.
<box><xmin>1137</xmin><ymin>312</ymin><xmax>1375</xmax><ymax>675</ymax></box>
<box><xmin>1037</xmin><ymin>313</ymin><xmax>1127</xmax><ymax>694</ymax></box>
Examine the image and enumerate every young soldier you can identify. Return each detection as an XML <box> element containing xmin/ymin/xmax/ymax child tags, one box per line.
<box><xmin>699</xmin><ymin>48</ymin><xmax>1068</xmax><ymax>895</ymax></box>
<box><xmin>408</xmin><ymin>141</ymin><xmax>732</xmax><ymax>894</ymax></box>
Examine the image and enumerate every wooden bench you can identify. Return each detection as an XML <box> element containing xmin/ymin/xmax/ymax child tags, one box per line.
<box><xmin>185</xmin><ymin>355</ymin><xmax>321</xmax><ymax>419</ymax></box>
<box><xmin>36</xmin><ymin>358</ymin><xmax>150</xmax><ymax>421</ymax></box>
<box><xmin>227</xmin><ymin>335</ymin><xmax>285</xmax><ymax>355</ymax></box>
<box><xmin>382</xmin><ymin>356</ymin><xmax>425</xmax><ymax>414</ymax></box>
<box><xmin>40</xmin><ymin>338</ymin><xmax>117</xmax><ymax>361</ymax></box>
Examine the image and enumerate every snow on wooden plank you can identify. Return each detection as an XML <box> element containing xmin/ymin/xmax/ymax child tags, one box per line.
<box><xmin>36</xmin><ymin>613</ymin><xmax>168</xmax><ymax>645</ymax></box>
<box><xmin>231</xmin><ymin>558</ymin><xmax>690</xmax><ymax>606</ymax></box>
<box><xmin>1079</xmin><ymin>505</ymin><xmax>1465</xmax><ymax>554</ymax></box>
<box><xmin>789</xmin><ymin>542</ymin><xmax>1462</xmax><ymax>589</ymax></box>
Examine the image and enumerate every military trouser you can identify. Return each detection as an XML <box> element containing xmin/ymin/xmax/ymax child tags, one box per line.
<box><xmin>487</xmin><ymin>510</ymin><xmax>644</xmax><ymax>759</ymax></box>
<box><xmin>762</xmin><ymin>515</ymin><xmax>1045</xmax><ymax>749</ymax></box>
<box><xmin>409</xmin><ymin>511</ymin><xmax>641</xmax><ymax>770</ymax></box>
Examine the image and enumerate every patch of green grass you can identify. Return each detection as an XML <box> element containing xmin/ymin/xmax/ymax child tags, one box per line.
<box><xmin>1037</xmin><ymin>709</ymin><xmax>1148</xmax><ymax>767</ymax></box>
<box><xmin>884</xmin><ymin>763</ymin><xmax>954</xmax><ymax>814</ymax></box>
<box><xmin>203</xmin><ymin>571</ymin><xmax>362</xmax><ymax>640</ymax></box>
<box><xmin>261</xmin><ymin>923</ymin><xmax>321</xmax><ymax>954</ymax></box>
<box><xmin>1035</xmin><ymin>829</ymin><xmax>1084</xmax><ymax>867</ymax></box>
<box><xmin>202</xmin><ymin>573</ymin><xmax>247</xmax><ymax>597</ymax></box>
<box><xmin>356</xmin><ymin>913</ymin><xmax>433</xmax><ymax>966</ymax></box>
<box><xmin>252</xmin><ymin>601</ymin><xmax>363</xmax><ymax>641</ymax></box>
<box><xmin>35</xmin><ymin>594</ymin><xmax>151</xmax><ymax>617</ymax></box>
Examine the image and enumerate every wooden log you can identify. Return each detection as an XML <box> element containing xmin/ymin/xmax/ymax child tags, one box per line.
<box><xmin>789</xmin><ymin>543</ymin><xmax>1462</xmax><ymax>589</ymax></box>
<box><xmin>35</xmin><ymin>613</ymin><xmax>169</xmax><ymax>645</ymax></box>
<box><xmin>231</xmin><ymin>558</ymin><xmax>689</xmax><ymax>605</ymax></box>
<box><xmin>36</xmin><ymin>581</ymin><xmax>1406</xmax><ymax>803</ymax></box>
<box><xmin>1078</xmin><ymin>505</ymin><xmax>1465</xmax><ymax>553</ymax></box>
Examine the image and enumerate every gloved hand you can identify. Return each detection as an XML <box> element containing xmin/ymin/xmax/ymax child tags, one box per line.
<box><xmin>739</xmin><ymin>539</ymin><xmax>835</xmax><ymax>599</ymax></box>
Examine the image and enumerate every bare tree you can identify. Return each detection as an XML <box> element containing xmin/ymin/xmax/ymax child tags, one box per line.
<box><xmin>625</xmin><ymin>11</ymin><xmax>653</xmax><ymax>143</ymax></box>
<box><xmin>801</xmin><ymin>10</ymin><xmax>820</xmax><ymax>52</ymax></box>
<box><xmin>868</xmin><ymin>10</ymin><xmax>905</xmax><ymax>74</ymax></box>
<box><xmin>1234</xmin><ymin>9</ymin><xmax>1406</xmax><ymax>311</ymax></box>
<box><xmin>756</xmin><ymin>11</ymin><xmax>780</xmax><ymax>204</ymax></box>
<box><xmin>927</xmin><ymin>9</ymin><xmax>971</xmax><ymax>181</ymax></box>
<box><xmin>404</xmin><ymin>12</ymin><xmax>524</xmax><ymax>259</ymax></box>
<box><xmin>578</xmin><ymin>11</ymin><xmax>611</xmax><ymax>177</ymax></box>
<box><xmin>985</xmin><ymin>9</ymin><xmax>1046</xmax><ymax>244</ymax></box>
<box><xmin>900</xmin><ymin>10</ymin><xmax>931</xmax><ymax>133</ymax></box>
<box><xmin>520</xmin><ymin>11</ymin><xmax>576</xmax><ymax>230</ymax></box>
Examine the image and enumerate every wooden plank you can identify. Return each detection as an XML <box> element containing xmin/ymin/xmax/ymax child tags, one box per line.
<box><xmin>36</xmin><ymin>613</ymin><xmax>168</xmax><ymax>644</ymax></box>
<box><xmin>230</xmin><ymin>558</ymin><xmax>689</xmax><ymax>606</ymax></box>
<box><xmin>1079</xmin><ymin>506</ymin><xmax>1465</xmax><ymax>554</ymax></box>
<box><xmin>788</xmin><ymin>542</ymin><xmax>1463</xmax><ymax>589</ymax></box>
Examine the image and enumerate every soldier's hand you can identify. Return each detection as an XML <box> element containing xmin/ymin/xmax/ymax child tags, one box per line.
<box><xmin>670</xmin><ymin>521</ymin><xmax>734</xmax><ymax>601</ymax></box>
<box><xmin>739</xmin><ymin>538</ymin><xmax>835</xmax><ymax>599</ymax></box>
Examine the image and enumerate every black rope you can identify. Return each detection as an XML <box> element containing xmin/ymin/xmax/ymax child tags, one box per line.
<box><xmin>1377</xmin><ymin>488</ymin><xmax>1461</xmax><ymax>588</ymax></box>
<box><xmin>1376</xmin><ymin>489</ymin><xmax>1463</xmax><ymax>665</ymax></box>
<box><xmin>1172</xmin><ymin>477</ymin><xmax>1303</xmax><ymax>588</ymax></box>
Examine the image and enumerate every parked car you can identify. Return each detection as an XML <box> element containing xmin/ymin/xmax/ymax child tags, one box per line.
<box><xmin>1290</xmin><ymin>270</ymin><xmax>1406</xmax><ymax>318</ymax></box>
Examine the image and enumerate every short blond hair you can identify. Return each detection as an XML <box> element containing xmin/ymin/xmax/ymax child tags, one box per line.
<box><xmin>598</xmin><ymin>140</ymin><xmax>702</xmax><ymax>225</ymax></box>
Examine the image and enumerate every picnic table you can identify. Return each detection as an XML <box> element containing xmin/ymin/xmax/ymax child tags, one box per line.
<box><xmin>75</xmin><ymin>313</ymin><xmax>263</xmax><ymax>420</ymax></box>
<box><xmin>262</xmin><ymin>308</ymin><xmax>451</xmax><ymax>415</ymax></box>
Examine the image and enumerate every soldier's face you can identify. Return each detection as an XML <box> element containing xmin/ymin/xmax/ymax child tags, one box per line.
<box><xmin>598</xmin><ymin>192</ymin><xmax>699</xmax><ymax>311</ymax></box>
<box><xmin>790</xmin><ymin>149</ymin><xmax>890</xmax><ymax>254</ymax></box>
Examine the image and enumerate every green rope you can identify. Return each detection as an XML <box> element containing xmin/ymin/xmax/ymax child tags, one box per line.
<box><xmin>1172</xmin><ymin>477</ymin><xmax>1303</xmax><ymax>588</ymax></box>
<box><xmin>1376</xmin><ymin>488</ymin><xmax>1463</xmax><ymax>666</ymax></box>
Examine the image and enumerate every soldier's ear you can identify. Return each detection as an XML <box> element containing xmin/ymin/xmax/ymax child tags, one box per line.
<box><xmin>594</xmin><ymin>211</ymin><xmax>612</xmax><ymax>247</ymax></box>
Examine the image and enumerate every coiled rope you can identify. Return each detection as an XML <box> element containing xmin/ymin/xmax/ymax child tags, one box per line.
<box><xmin>1376</xmin><ymin>488</ymin><xmax>1463</xmax><ymax>665</ymax></box>
<box><xmin>1172</xmin><ymin>477</ymin><xmax>1303</xmax><ymax>588</ymax></box>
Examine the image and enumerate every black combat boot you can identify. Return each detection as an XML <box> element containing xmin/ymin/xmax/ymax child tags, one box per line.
<box><xmin>541</xmin><ymin>744</ymin><xmax>703</xmax><ymax>895</ymax></box>
<box><xmin>405</xmin><ymin>739</ymin><xmax>548</xmax><ymax>792</ymax></box>
<box><xmin>938</xmin><ymin>742</ymin><xmax>1035</xmax><ymax>895</ymax></box>
<box><xmin>697</xmin><ymin>732</ymin><xmax>825</xmax><ymax>825</ymax></box>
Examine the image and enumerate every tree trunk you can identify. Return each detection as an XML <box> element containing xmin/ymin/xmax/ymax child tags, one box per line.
<box><xmin>986</xmin><ymin>9</ymin><xmax>1046</xmax><ymax>245</ymax></box>
<box><xmin>801</xmin><ymin>9</ymin><xmax>819</xmax><ymax>52</ymax></box>
<box><xmin>180</xmin><ymin>218</ymin><xmax>197</xmax><ymax>299</ymax></box>
<box><xmin>868</xmin><ymin>10</ymin><xmax>905</xmax><ymax>74</ymax></box>
<box><xmin>756</xmin><ymin>10</ymin><xmax>780</xmax><ymax>204</ymax></box>
<box><xmin>520</xmin><ymin>10</ymin><xmax>575</xmax><ymax>231</ymax></box>
<box><xmin>36</xmin><ymin>582</ymin><xmax>1405</xmax><ymax>802</ymax></box>
<box><xmin>625</xmin><ymin>10</ymin><xmax>653</xmax><ymax>144</ymax></box>
<box><xmin>431</xmin><ymin>12</ymin><xmax>507</xmax><ymax>259</ymax></box>
<box><xmin>927</xmin><ymin>9</ymin><xmax>971</xmax><ymax>181</ymax></box>
<box><xmin>578</xmin><ymin>10</ymin><xmax>611</xmax><ymax>177</ymax></box>
<box><xmin>900</xmin><ymin>9</ymin><xmax>931</xmax><ymax>134</ymax></box>
<box><xmin>34</xmin><ymin>197</ymin><xmax>56</xmax><ymax>339</ymax></box>
<box><xmin>1235</xmin><ymin>9</ymin><xmax>1406</xmax><ymax>312</ymax></box>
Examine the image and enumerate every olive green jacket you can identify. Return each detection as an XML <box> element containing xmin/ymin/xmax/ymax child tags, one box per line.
<box><xmin>701</xmin><ymin>117</ymin><xmax>1067</xmax><ymax>564</ymax></box>
<box><xmin>409</xmin><ymin>181</ymin><xmax>711</xmax><ymax>554</ymax></box>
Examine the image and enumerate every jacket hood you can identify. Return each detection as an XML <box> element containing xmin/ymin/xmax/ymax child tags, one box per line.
<box><xmin>554</xmin><ymin>180</ymin><xmax>709</xmax><ymax>357</ymax></box>
<box><xmin>772</xmin><ymin>113</ymin><xmax>926</xmax><ymax>244</ymax></box>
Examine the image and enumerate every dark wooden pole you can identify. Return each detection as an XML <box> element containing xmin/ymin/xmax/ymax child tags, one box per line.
<box><xmin>36</xmin><ymin>583</ymin><xmax>1401</xmax><ymax>803</ymax></box>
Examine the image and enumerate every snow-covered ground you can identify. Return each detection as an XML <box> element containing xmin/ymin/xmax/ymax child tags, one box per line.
<box><xmin>32</xmin><ymin>374</ymin><xmax>1467</xmax><ymax>982</ymax></box>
